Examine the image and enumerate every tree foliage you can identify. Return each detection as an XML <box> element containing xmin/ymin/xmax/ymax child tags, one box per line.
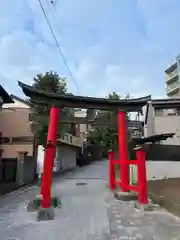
<box><xmin>30</xmin><ymin>71</ymin><xmax>74</xmax><ymax>147</ymax></box>
<box><xmin>87</xmin><ymin>92</ymin><xmax>131</xmax><ymax>151</ymax></box>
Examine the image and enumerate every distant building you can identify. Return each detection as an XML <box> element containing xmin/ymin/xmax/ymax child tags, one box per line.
<box><xmin>165</xmin><ymin>55</ymin><xmax>180</xmax><ymax>97</ymax></box>
<box><xmin>0</xmin><ymin>86</ymin><xmax>14</xmax><ymax>158</ymax></box>
<box><xmin>144</xmin><ymin>98</ymin><xmax>180</xmax><ymax>145</ymax></box>
<box><xmin>74</xmin><ymin>109</ymin><xmax>87</xmax><ymax>135</ymax></box>
<box><xmin>73</xmin><ymin>109</ymin><xmax>93</xmax><ymax>144</ymax></box>
<box><xmin>0</xmin><ymin>94</ymin><xmax>34</xmax><ymax>158</ymax></box>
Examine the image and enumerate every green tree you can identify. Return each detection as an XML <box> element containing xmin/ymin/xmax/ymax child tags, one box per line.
<box><xmin>87</xmin><ymin>92</ymin><xmax>131</xmax><ymax>151</ymax></box>
<box><xmin>30</xmin><ymin>71</ymin><xmax>74</xmax><ymax>147</ymax></box>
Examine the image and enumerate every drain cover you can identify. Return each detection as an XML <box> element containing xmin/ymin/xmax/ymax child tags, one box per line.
<box><xmin>76</xmin><ymin>182</ymin><xmax>87</xmax><ymax>186</ymax></box>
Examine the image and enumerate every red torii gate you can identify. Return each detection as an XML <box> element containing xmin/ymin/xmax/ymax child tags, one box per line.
<box><xmin>18</xmin><ymin>81</ymin><xmax>151</xmax><ymax>215</ymax></box>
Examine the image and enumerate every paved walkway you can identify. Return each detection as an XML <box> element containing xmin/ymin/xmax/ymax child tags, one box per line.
<box><xmin>0</xmin><ymin>160</ymin><xmax>180</xmax><ymax>239</ymax></box>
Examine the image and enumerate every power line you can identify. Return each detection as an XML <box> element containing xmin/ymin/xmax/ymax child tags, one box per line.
<box><xmin>45</xmin><ymin>0</ymin><xmax>63</xmax><ymax>42</ymax></box>
<box><xmin>49</xmin><ymin>0</ymin><xmax>60</xmax><ymax>27</ymax></box>
<box><xmin>37</xmin><ymin>0</ymin><xmax>81</xmax><ymax>94</ymax></box>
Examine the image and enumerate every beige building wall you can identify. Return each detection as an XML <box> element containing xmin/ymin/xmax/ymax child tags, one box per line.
<box><xmin>0</xmin><ymin>98</ymin><xmax>33</xmax><ymax>158</ymax></box>
<box><xmin>74</xmin><ymin>110</ymin><xmax>88</xmax><ymax>133</ymax></box>
<box><xmin>2</xmin><ymin>144</ymin><xmax>33</xmax><ymax>158</ymax></box>
<box><xmin>74</xmin><ymin>110</ymin><xmax>89</xmax><ymax>142</ymax></box>
<box><xmin>144</xmin><ymin>103</ymin><xmax>180</xmax><ymax>145</ymax></box>
<box><xmin>0</xmin><ymin>107</ymin><xmax>32</xmax><ymax>137</ymax></box>
<box><xmin>154</xmin><ymin>114</ymin><xmax>180</xmax><ymax>145</ymax></box>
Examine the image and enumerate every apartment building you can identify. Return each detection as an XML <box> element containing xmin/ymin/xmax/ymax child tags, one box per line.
<box><xmin>165</xmin><ymin>55</ymin><xmax>180</xmax><ymax>97</ymax></box>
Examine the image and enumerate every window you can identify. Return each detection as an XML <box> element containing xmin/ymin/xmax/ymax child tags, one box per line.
<box><xmin>155</xmin><ymin>108</ymin><xmax>180</xmax><ymax>116</ymax></box>
<box><xmin>154</xmin><ymin>108</ymin><xmax>163</xmax><ymax>116</ymax></box>
<box><xmin>167</xmin><ymin>108</ymin><xmax>180</xmax><ymax>116</ymax></box>
<box><xmin>167</xmin><ymin>109</ymin><xmax>177</xmax><ymax>116</ymax></box>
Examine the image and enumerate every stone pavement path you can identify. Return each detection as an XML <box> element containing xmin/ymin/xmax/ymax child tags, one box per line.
<box><xmin>0</xmin><ymin>160</ymin><xmax>180</xmax><ymax>239</ymax></box>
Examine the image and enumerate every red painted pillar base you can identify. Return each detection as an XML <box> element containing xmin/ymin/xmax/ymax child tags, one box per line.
<box><xmin>41</xmin><ymin>107</ymin><xmax>60</xmax><ymax>208</ymax></box>
<box><xmin>108</xmin><ymin>151</ymin><xmax>116</xmax><ymax>190</ymax></box>
<box><xmin>117</xmin><ymin>111</ymin><xmax>129</xmax><ymax>192</ymax></box>
<box><xmin>136</xmin><ymin>146</ymin><xmax>148</xmax><ymax>204</ymax></box>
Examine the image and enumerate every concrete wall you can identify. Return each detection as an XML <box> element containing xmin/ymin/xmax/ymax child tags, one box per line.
<box><xmin>154</xmin><ymin>115</ymin><xmax>180</xmax><ymax>145</ymax></box>
<box><xmin>130</xmin><ymin>144</ymin><xmax>180</xmax><ymax>183</ymax></box>
<box><xmin>0</xmin><ymin>154</ymin><xmax>36</xmax><ymax>195</ymax></box>
<box><xmin>130</xmin><ymin>161</ymin><xmax>180</xmax><ymax>183</ymax></box>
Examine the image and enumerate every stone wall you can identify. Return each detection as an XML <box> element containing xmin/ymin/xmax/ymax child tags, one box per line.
<box><xmin>0</xmin><ymin>153</ymin><xmax>37</xmax><ymax>195</ymax></box>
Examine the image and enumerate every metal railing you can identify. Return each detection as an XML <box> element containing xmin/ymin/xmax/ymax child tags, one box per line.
<box><xmin>166</xmin><ymin>69</ymin><xmax>178</xmax><ymax>82</ymax></box>
<box><xmin>58</xmin><ymin>133</ymin><xmax>83</xmax><ymax>147</ymax></box>
<box><xmin>166</xmin><ymin>82</ymin><xmax>179</xmax><ymax>93</ymax></box>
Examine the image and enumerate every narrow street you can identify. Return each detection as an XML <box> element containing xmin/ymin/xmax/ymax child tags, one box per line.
<box><xmin>0</xmin><ymin>160</ymin><xmax>180</xmax><ymax>240</ymax></box>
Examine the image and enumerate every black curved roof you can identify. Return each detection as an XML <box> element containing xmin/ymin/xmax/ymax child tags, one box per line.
<box><xmin>0</xmin><ymin>85</ymin><xmax>14</xmax><ymax>104</ymax></box>
<box><xmin>18</xmin><ymin>81</ymin><xmax>151</xmax><ymax>111</ymax></box>
<box><xmin>134</xmin><ymin>133</ymin><xmax>175</xmax><ymax>145</ymax></box>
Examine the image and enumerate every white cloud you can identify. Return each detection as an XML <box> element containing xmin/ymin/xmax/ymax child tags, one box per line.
<box><xmin>74</xmin><ymin>61</ymin><xmax>153</xmax><ymax>98</ymax></box>
<box><xmin>0</xmin><ymin>0</ymin><xmax>180</xmax><ymax>100</ymax></box>
<box><xmin>0</xmin><ymin>31</ymin><xmax>57</xmax><ymax>83</ymax></box>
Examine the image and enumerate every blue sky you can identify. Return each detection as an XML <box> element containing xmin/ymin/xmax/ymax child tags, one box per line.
<box><xmin>1</xmin><ymin>0</ymin><xmax>180</xmax><ymax>98</ymax></box>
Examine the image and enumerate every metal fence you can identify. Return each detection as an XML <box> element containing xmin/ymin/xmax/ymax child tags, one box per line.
<box><xmin>0</xmin><ymin>156</ymin><xmax>37</xmax><ymax>195</ymax></box>
<box><xmin>0</xmin><ymin>158</ymin><xmax>17</xmax><ymax>183</ymax></box>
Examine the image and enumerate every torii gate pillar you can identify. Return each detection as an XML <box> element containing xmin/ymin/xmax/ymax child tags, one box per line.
<box><xmin>41</xmin><ymin>106</ymin><xmax>60</xmax><ymax>208</ymax></box>
<box><xmin>117</xmin><ymin>111</ymin><xmax>129</xmax><ymax>191</ymax></box>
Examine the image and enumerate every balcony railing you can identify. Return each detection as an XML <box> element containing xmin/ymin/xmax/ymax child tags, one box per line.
<box><xmin>166</xmin><ymin>69</ymin><xmax>178</xmax><ymax>82</ymax></box>
<box><xmin>166</xmin><ymin>82</ymin><xmax>179</xmax><ymax>93</ymax></box>
<box><xmin>169</xmin><ymin>69</ymin><xmax>178</xmax><ymax>77</ymax></box>
<box><xmin>58</xmin><ymin>133</ymin><xmax>83</xmax><ymax>147</ymax></box>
